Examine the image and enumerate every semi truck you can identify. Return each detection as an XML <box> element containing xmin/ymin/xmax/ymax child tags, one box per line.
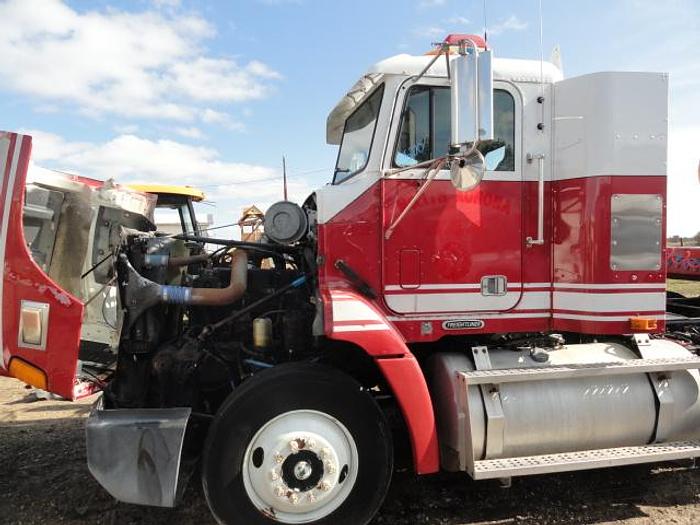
<box><xmin>1</xmin><ymin>34</ymin><xmax>700</xmax><ymax>525</ymax></box>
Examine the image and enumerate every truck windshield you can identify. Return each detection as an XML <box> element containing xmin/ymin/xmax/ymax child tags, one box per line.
<box><xmin>334</xmin><ymin>85</ymin><xmax>384</xmax><ymax>184</ymax></box>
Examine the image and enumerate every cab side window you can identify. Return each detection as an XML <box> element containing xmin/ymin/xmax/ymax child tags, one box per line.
<box><xmin>394</xmin><ymin>87</ymin><xmax>516</xmax><ymax>171</ymax></box>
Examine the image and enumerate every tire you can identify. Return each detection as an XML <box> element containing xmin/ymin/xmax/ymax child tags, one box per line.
<box><xmin>202</xmin><ymin>363</ymin><xmax>393</xmax><ymax>525</ymax></box>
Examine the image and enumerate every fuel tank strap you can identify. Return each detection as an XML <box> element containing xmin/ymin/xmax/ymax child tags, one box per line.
<box><xmin>634</xmin><ymin>333</ymin><xmax>675</xmax><ymax>443</ymax></box>
<box><xmin>471</xmin><ymin>346</ymin><xmax>504</xmax><ymax>459</ymax></box>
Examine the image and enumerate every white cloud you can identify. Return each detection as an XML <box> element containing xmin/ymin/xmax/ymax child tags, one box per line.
<box><xmin>667</xmin><ymin>125</ymin><xmax>700</xmax><ymax>237</ymax></box>
<box><xmin>175</xmin><ymin>127</ymin><xmax>206</xmax><ymax>140</ymax></box>
<box><xmin>489</xmin><ymin>15</ymin><xmax>528</xmax><ymax>36</ymax></box>
<box><xmin>258</xmin><ymin>0</ymin><xmax>303</xmax><ymax>4</ymax></box>
<box><xmin>201</xmin><ymin>109</ymin><xmax>246</xmax><ymax>131</ymax></box>
<box><xmin>413</xmin><ymin>26</ymin><xmax>447</xmax><ymax>39</ymax></box>
<box><xmin>114</xmin><ymin>124</ymin><xmax>140</xmax><ymax>134</ymax></box>
<box><xmin>0</xmin><ymin>0</ymin><xmax>280</xmax><ymax>123</ymax></box>
<box><xmin>152</xmin><ymin>0</ymin><xmax>181</xmax><ymax>7</ymax></box>
<box><xmin>25</xmin><ymin>130</ymin><xmax>315</xmax><ymax>232</ymax></box>
<box><xmin>419</xmin><ymin>0</ymin><xmax>446</xmax><ymax>7</ymax></box>
<box><xmin>447</xmin><ymin>16</ymin><xmax>470</xmax><ymax>26</ymax></box>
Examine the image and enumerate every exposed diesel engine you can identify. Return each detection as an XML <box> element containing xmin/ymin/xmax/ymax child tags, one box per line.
<box><xmin>104</xmin><ymin>200</ymin><xmax>318</xmax><ymax>414</ymax></box>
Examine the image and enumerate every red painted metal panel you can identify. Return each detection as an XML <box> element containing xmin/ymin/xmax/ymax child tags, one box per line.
<box><xmin>320</xmin><ymin>286</ymin><xmax>440</xmax><ymax>474</ymax></box>
<box><xmin>381</xmin><ymin>179</ymin><xmax>523</xmax><ymax>312</ymax></box>
<box><xmin>552</xmin><ymin>175</ymin><xmax>667</xmax><ymax>333</ymax></box>
<box><xmin>399</xmin><ymin>249</ymin><xmax>421</xmax><ymax>288</ymax></box>
<box><xmin>0</xmin><ymin>132</ymin><xmax>84</xmax><ymax>399</ymax></box>
<box><xmin>376</xmin><ymin>356</ymin><xmax>440</xmax><ymax>474</ymax></box>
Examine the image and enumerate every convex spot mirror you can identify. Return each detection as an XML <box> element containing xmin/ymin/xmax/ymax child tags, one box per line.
<box><xmin>450</xmin><ymin>150</ymin><xmax>485</xmax><ymax>191</ymax></box>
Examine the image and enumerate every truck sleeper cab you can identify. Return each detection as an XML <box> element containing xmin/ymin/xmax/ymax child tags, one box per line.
<box><xmin>1</xmin><ymin>34</ymin><xmax>699</xmax><ymax>525</ymax></box>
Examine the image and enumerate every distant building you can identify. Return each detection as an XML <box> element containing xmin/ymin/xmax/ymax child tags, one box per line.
<box><xmin>239</xmin><ymin>205</ymin><xmax>265</xmax><ymax>242</ymax></box>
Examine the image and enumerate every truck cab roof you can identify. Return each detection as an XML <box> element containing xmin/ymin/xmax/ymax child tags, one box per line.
<box><xmin>327</xmin><ymin>54</ymin><xmax>563</xmax><ymax>145</ymax></box>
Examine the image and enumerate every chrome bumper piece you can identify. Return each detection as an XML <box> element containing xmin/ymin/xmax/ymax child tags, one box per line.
<box><xmin>86</xmin><ymin>396</ymin><xmax>191</xmax><ymax>507</ymax></box>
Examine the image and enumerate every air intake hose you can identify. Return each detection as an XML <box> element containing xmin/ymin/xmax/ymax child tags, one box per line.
<box><xmin>160</xmin><ymin>250</ymin><xmax>248</xmax><ymax>306</ymax></box>
<box><xmin>120</xmin><ymin>250</ymin><xmax>248</xmax><ymax>329</ymax></box>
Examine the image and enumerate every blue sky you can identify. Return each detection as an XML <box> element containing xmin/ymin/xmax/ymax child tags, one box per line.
<box><xmin>0</xmin><ymin>0</ymin><xmax>698</xmax><ymax>236</ymax></box>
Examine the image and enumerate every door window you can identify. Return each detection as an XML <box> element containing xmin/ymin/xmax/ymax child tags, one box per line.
<box><xmin>394</xmin><ymin>87</ymin><xmax>516</xmax><ymax>171</ymax></box>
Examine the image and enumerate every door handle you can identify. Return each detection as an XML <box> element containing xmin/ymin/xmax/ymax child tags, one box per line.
<box><xmin>526</xmin><ymin>153</ymin><xmax>546</xmax><ymax>247</ymax></box>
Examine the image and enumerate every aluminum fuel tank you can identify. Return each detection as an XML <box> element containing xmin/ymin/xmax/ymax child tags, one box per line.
<box><xmin>428</xmin><ymin>340</ymin><xmax>700</xmax><ymax>471</ymax></box>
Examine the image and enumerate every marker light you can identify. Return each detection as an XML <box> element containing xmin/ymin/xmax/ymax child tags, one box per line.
<box><xmin>8</xmin><ymin>358</ymin><xmax>48</xmax><ymax>390</ymax></box>
<box><xmin>630</xmin><ymin>317</ymin><xmax>658</xmax><ymax>331</ymax></box>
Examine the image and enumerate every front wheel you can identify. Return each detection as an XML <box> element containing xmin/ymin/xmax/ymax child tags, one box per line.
<box><xmin>202</xmin><ymin>363</ymin><xmax>393</xmax><ymax>525</ymax></box>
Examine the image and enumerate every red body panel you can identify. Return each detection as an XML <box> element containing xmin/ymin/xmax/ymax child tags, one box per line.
<box><xmin>320</xmin><ymin>286</ymin><xmax>440</xmax><ymax>474</ymax></box>
<box><xmin>551</xmin><ymin>176</ymin><xmax>667</xmax><ymax>333</ymax></box>
<box><xmin>0</xmin><ymin>132</ymin><xmax>84</xmax><ymax>399</ymax></box>
<box><xmin>318</xmin><ymin>172</ymin><xmax>668</xmax><ymax>472</ymax></box>
<box><xmin>382</xmin><ymin>179</ymin><xmax>524</xmax><ymax>310</ymax></box>
<box><xmin>319</xmin><ymin>176</ymin><xmax>667</xmax><ymax>342</ymax></box>
<box><xmin>667</xmin><ymin>246</ymin><xmax>700</xmax><ymax>281</ymax></box>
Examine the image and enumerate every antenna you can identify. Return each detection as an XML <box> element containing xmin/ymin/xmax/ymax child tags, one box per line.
<box><xmin>282</xmin><ymin>155</ymin><xmax>288</xmax><ymax>201</ymax></box>
<box><xmin>483</xmin><ymin>0</ymin><xmax>488</xmax><ymax>43</ymax></box>
<box><xmin>538</xmin><ymin>0</ymin><xmax>545</xmax><ymax>127</ymax></box>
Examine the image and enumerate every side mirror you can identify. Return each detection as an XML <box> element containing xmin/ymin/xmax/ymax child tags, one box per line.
<box><xmin>450</xmin><ymin>41</ymin><xmax>494</xmax><ymax>145</ymax></box>
<box><xmin>449</xmin><ymin>39</ymin><xmax>493</xmax><ymax>191</ymax></box>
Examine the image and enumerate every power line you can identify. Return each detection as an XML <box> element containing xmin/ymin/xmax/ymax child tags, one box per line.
<box><xmin>193</xmin><ymin>166</ymin><xmax>329</xmax><ymax>189</ymax></box>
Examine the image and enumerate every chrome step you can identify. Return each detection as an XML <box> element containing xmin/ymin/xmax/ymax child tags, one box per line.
<box><xmin>471</xmin><ymin>440</ymin><xmax>700</xmax><ymax>479</ymax></box>
<box><xmin>459</xmin><ymin>356</ymin><xmax>700</xmax><ymax>385</ymax></box>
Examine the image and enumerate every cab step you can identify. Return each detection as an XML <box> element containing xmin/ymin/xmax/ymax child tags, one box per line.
<box><xmin>459</xmin><ymin>356</ymin><xmax>700</xmax><ymax>385</ymax></box>
<box><xmin>472</xmin><ymin>440</ymin><xmax>700</xmax><ymax>479</ymax></box>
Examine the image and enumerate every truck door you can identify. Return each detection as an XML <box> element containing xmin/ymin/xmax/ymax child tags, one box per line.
<box><xmin>381</xmin><ymin>82</ymin><xmax>526</xmax><ymax>314</ymax></box>
<box><xmin>0</xmin><ymin>132</ymin><xmax>85</xmax><ymax>399</ymax></box>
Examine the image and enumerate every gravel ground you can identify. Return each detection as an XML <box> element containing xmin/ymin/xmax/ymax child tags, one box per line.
<box><xmin>2</xmin><ymin>376</ymin><xmax>700</xmax><ymax>525</ymax></box>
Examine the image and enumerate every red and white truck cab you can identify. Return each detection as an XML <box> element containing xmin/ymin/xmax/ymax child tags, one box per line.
<box><xmin>1</xmin><ymin>34</ymin><xmax>699</xmax><ymax>525</ymax></box>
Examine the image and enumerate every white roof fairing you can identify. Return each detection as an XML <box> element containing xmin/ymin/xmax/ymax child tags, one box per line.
<box><xmin>326</xmin><ymin>54</ymin><xmax>564</xmax><ymax>145</ymax></box>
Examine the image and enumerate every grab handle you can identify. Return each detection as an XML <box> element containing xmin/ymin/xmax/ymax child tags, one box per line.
<box><xmin>526</xmin><ymin>153</ymin><xmax>546</xmax><ymax>247</ymax></box>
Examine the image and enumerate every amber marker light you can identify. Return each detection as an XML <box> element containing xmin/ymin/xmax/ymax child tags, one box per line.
<box><xmin>8</xmin><ymin>358</ymin><xmax>48</xmax><ymax>390</ymax></box>
<box><xmin>629</xmin><ymin>317</ymin><xmax>658</xmax><ymax>331</ymax></box>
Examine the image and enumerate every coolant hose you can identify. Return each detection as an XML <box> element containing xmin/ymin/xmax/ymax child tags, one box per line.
<box><xmin>143</xmin><ymin>253</ymin><xmax>212</xmax><ymax>268</ymax></box>
<box><xmin>160</xmin><ymin>249</ymin><xmax>248</xmax><ymax>306</ymax></box>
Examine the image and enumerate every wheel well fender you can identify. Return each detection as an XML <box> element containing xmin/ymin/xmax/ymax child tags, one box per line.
<box><xmin>321</xmin><ymin>287</ymin><xmax>440</xmax><ymax>474</ymax></box>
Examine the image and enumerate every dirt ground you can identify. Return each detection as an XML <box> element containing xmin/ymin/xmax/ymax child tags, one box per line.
<box><xmin>2</xmin><ymin>376</ymin><xmax>700</xmax><ymax>525</ymax></box>
<box><xmin>667</xmin><ymin>279</ymin><xmax>700</xmax><ymax>298</ymax></box>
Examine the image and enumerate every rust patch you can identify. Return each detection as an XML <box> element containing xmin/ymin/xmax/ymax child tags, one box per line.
<box><xmin>260</xmin><ymin>506</ymin><xmax>277</xmax><ymax>520</ymax></box>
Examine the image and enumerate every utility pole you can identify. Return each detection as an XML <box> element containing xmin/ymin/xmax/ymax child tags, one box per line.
<box><xmin>282</xmin><ymin>155</ymin><xmax>288</xmax><ymax>201</ymax></box>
